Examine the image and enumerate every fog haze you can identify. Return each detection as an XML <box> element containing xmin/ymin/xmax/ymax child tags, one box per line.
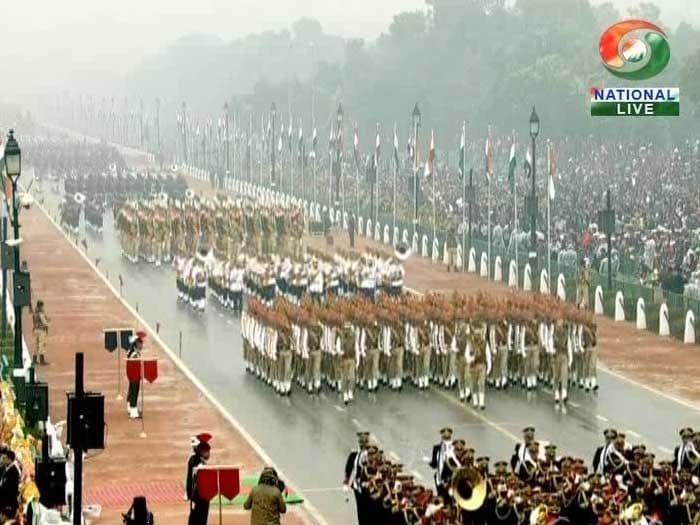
<box><xmin>5</xmin><ymin>0</ymin><xmax>698</xmax><ymax>100</ymax></box>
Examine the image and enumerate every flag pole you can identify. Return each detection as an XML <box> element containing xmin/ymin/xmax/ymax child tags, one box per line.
<box><xmin>375</xmin><ymin>122</ymin><xmax>380</xmax><ymax>229</ymax></box>
<box><xmin>487</xmin><ymin>126</ymin><xmax>492</xmax><ymax>280</ymax></box>
<box><xmin>513</xmin><ymin>129</ymin><xmax>518</xmax><ymax>282</ymax></box>
<box><xmin>432</xmin><ymin>138</ymin><xmax>436</xmax><ymax>253</ymax></box>
<box><xmin>393</xmin><ymin>122</ymin><xmax>397</xmax><ymax>246</ymax></box>
<box><xmin>462</xmin><ymin>121</ymin><xmax>467</xmax><ymax>272</ymax></box>
<box><xmin>547</xmin><ymin>139</ymin><xmax>552</xmax><ymax>294</ymax></box>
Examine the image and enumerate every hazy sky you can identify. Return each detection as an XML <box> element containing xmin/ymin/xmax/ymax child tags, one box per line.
<box><xmin>7</xmin><ymin>0</ymin><xmax>698</xmax><ymax>97</ymax></box>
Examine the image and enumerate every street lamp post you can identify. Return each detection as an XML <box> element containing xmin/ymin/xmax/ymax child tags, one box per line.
<box><xmin>224</xmin><ymin>103</ymin><xmax>230</xmax><ymax>187</ymax></box>
<box><xmin>335</xmin><ymin>104</ymin><xmax>344</xmax><ymax>209</ymax></box>
<box><xmin>181</xmin><ymin>101</ymin><xmax>188</xmax><ymax>165</ymax></box>
<box><xmin>271</xmin><ymin>103</ymin><xmax>277</xmax><ymax>189</ymax></box>
<box><xmin>4</xmin><ymin>130</ymin><xmax>25</xmax><ymax>371</ymax></box>
<box><xmin>528</xmin><ymin>106</ymin><xmax>540</xmax><ymax>289</ymax></box>
<box><xmin>412</xmin><ymin>103</ymin><xmax>421</xmax><ymax>239</ymax></box>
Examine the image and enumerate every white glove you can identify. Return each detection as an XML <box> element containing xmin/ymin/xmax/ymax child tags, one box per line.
<box><xmin>342</xmin><ymin>485</ymin><xmax>351</xmax><ymax>493</ymax></box>
<box><xmin>422</xmin><ymin>456</ymin><xmax>432</xmax><ymax>464</ymax></box>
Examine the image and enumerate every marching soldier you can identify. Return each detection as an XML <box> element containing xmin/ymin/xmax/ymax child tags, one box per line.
<box><xmin>582</xmin><ymin>314</ymin><xmax>598</xmax><ymax>392</ymax></box>
<box><xmin>341</xmin><ymin>318</ymin><xmax>357</xmax><ymax>404</ymax></box>
<box><xmin>344</xmin><ymin>432</ymin><xmax>370</xmax><ymax>525</ymax></box>
<box><xmin>551</xmin><ymin>317</ymin><xmax>571</xmax><ymax>407</ymax></box>
<box><xmin>468</xmin><ymin>320</ymin><xmax>490</xmax><ymax>410</ymax></box>
<box><xmin>455</xmin><ymin>319</ymin><xmax>471</xmax><ymax>402</ymax></box>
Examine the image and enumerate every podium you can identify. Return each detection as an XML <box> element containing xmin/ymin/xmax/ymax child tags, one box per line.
<box><xmin>196</xmin><ymin>466</ymin><xmax>241</xmax><ymax>525</ymax></box>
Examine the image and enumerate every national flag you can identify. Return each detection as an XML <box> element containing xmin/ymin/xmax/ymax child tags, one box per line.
<box><xmin>393</xmin><ymin>123</ymin><xmax>400</xmax><ymax>167</ymax></box>
<box><xmin>423</xmin><ymin>129</ymin><xmax>435</xmax><ymax>178</ymax></box>
<box><xmin>524</xmin><ymin>146</ymin><xmax>532</xmax><ymax>178</ymax></box>
<box><xmin>353</xmin><ymin>125</ymin><xmax>360</xmax><ymax>168</ymax></box>
<box><xmin>373</xmin><ymin>126</ymin><xmax>380</xmax><ymax>169</ymax></box>
<box><xmin>508</xmin><ymin>140</ymin><xmax>516</xmax><ymax>191</ymax></box>
<box><xmin>310</xmin><ymin>127</ymin><xmax>318</xmax><ymax>159</ymax></box>
<box><xmin>485</xmin><ymin>127</ymin><xmax>494</xmax><ymax>181</ymax></box>
<box><xmin>547</xmin><ymin>141</ymin><xmax>557</xmax><ymax>201</ymax></box>
<box><xmin>458</xmin><ymin>125</ymin><xmax>465</xmax><ymax>179</ymax></box>
<box><xmin>298</xmin><ymin>126</ymin><xmax>305</xmax><ymax>166</ymax></box>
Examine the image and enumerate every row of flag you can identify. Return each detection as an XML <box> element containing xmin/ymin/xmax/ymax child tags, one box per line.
<box><xmin>178</xmin><ymin>108</ymin><xmax>558</xmax><ymax>199</ymax></box>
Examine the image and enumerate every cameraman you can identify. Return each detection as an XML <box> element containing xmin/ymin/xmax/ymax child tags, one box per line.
<box><xmin>243</xmin><ymin>467</ymin><xmax>287</xmax><ymax>525</ymax></box>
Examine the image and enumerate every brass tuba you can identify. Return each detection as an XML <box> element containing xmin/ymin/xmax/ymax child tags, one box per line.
<box><xmin>451</xmin><ymin>467</ymin><xmax>487</xmax><ymax>511</ymax></box>
<box><xmin>529</xmin><ymin>503</ymin><xmax>548</xmax><ymax>525</ymax></box>
<box><xmin>620</xmin><ymin>502</ymin><xmax>647</xmax><ymax>524</ymax></box>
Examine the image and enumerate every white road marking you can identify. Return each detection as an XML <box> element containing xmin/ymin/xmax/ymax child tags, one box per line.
<box><xmin>596</xmin><ymin>414</ymin><xmax>609</xmax><ymax>422</ymax></box>
<box><xmin>626</xmin><ymin>430</ymin><xmax>642</xmax><ymax>440</ymax></box>
<box><xmin>568</xmin><ymin>401</ymin><xmax>581</xmax><ymax>408</ymax></box>
<box><xmin>432</xmin><ymin>388</ymin><xmax>520</xmax><ymax>443</ymax></box>
<box><xmin>333</xmin><ymin>405</ymin><xmax>346</xmax><ymax>413</ymax></box>
<box><xmin>351</xmin><ymin>418</ymin><xmax>363</xmax><ymax>429</ymax></box>
<box><xmin>658</xmin><ymin>446</ymin><xmax>673</xmax><ymax>455</ymax></box>
<box><xmin>388</xmin><ymin>451</ymin><xmax>401</xmax><ymax>462</ymax></box>
<box><xmin>599</xmin><ymin>364</ymin><xmax>700</xmax><ymax>414</ymax></box>
<box><xmin>410</xmin><ymin>470</ymin><xmax>425</xmax><ymax>481</ymax></box>
<box><xmin>35</xmin><ymin>201</ymin><xmax>329</xmax><ymax>525</ymax></box>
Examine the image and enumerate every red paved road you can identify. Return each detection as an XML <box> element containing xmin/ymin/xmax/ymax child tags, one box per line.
<box><xmin>21</xmin><ymin>202</ymin><xmax>310</xmax><ymax>524</ymax></box>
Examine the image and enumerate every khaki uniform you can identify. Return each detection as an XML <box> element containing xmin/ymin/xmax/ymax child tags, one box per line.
<box><xmin>341</xmin><ymin>324</ymin><xmax>356</xmax><ymax>403</ymax></box>
<box><xmin>551</xmin><ymin>323</ymin><xmax>571</xmax><ymax>403</ymax></box>
<box><xmin>32</xmin><ymin>309</ymin><xmax>50</xmax><ymax>363</ymax></box>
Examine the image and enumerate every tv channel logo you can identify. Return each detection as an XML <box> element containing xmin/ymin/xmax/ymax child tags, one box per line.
<box><xmin>593</xmin><ymin>19</ymin><xmax>678</xmax><ymax>117</ymax></box>
<box><xmin>599</xmin><ymin>19</ymin><xmax>670</xmax><ymax>80</ymax></box>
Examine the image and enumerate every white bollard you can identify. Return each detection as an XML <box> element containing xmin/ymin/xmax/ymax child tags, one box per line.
<box><xmin>684</xmin><ymin>310</ymin><xmax>696</xmax><ymax>344</ymax></box>
<box><xmin>557</xmin><ymin>274</ymin><xmax>566</xmax><ymax>301</ymax></box>
<box><xmin>508</xmin><ymin>261</ymin><xmax>518</xmax><ymax>288</ymax></box>
<box><xmin>402</xmin><ymin>229</ymin><xmax>409</xmax><ymax>245</ymax></box>
<box><xmin>394</xmin><ymin>227</ymin><xmax>399</xmax><ymax>246</ymax></box>
<box><xmin>375</xmin><ymin>222</ymin><xmax>381</xmax><ymax>242</ymax></box>
<box><xmin>432</xmin><ymin>239</ymin><xmax>440</xmax><ymax>262</ymax></box>
<box><xmin>384</xmin><ymin>225</ymin><xmax>390</xmax><ymax>245</ymax></box>
<box><xmin>594</xmin><ymin>286</ymin><xmax>604</xmax><ymax>315</ymax></box>
<box><xmin>540</xmin><ymin>269</ymin><xmax>549</xmax><ymax>294</ymax></box>
<box><xmin>659</xmin><ymin>303</ymin><xmax>670</xmax><ymax>336</ymax></box>
<box><xmin>343</xmin><ymin>212</ymin><xmax>348</xmax><ymax>231</ymax></box>
<box><xmin>456</xmin><ymin>245</ymin><xmax>463</xmax><ymax>270</ymax></box>
<box><xmin>614</xmin><ymin>291</ymin><xmax>625</xmax><ymax>321</ymax></box>
<box><xmin>358</xmin><ymin>216</ymin><xmax>364</xmax><ymax>236</ymax></box>
<box><xmin>480</xmin><ymin>253</ymin><xmax>488</xmax><ymax>278</ymax></box>
<box><xmin>315</xmin><ymin>204</ymin><xmax>321</xmax><ymax>223</ymax></box>
<box><xmin>443</xmin><ymin>241</ymin><xmax>449</xmax><ymax>265</ymax></box>
<box><xmin>468</xmin><ymin>248</ymin><xmax>477</xmax><ymax>273</ymax></box>
<box><xmin>494</xmin><ymin>256</ymin><xmax>502</xmax><ymax>282</ymax></box>
<box><xmin>421</xmin><ymin>235</ymin><xmax>429</xmax><ymax>257</ymax></box>
<box><xmin>412</xmin><ymin>232</ymin><xmax>419</xmax><ymax>254</ymax></box>
<box><xmin>366</xmin><ymin>218</ymin><xmax>373</xmax><ymax>238</ymax></box>
<box><xmin>523</xmin><ymin>264</ymin><xmax>532</xmax><ymax>291</ymax></box>
<box><xmin>636</xmin><ymin>298</ymin><xmax>646</xmax><ymax>330</ymax></box>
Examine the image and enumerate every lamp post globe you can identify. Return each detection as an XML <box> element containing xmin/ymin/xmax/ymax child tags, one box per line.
<box><xmin>529</xmin><ymin>106</ymin><xmax>540</xmax><ymax>140</ymax></box>
<box><xmin>412</xmin><ymin>103</ymin><xmax>421</xmax><ymax>128</ymax></box>
<box><xmin>4</xmin><ymin>129</ymin><xmax>21</xmax><ymax>180</ymax></box>
<box><xmin>336</xmin><ymin>103</ymin><xmax>344</xmax><ymax>125</ymax></box>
